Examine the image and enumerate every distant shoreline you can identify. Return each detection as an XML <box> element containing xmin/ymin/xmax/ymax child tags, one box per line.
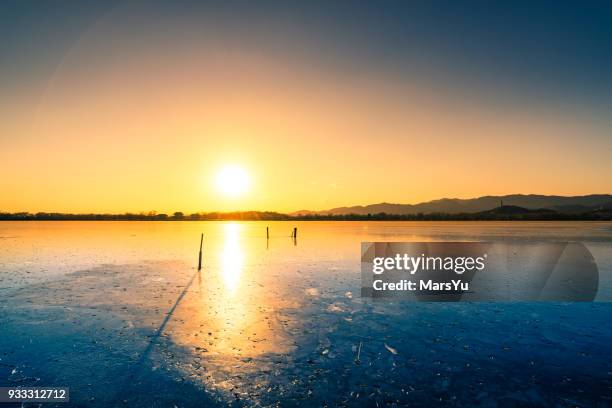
<box><xmin>1</xmin><ymin>209</ymin><xmax>611</xmax><ymax>222</ymax></box>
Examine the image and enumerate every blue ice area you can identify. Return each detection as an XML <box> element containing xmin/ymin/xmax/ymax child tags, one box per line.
<box><xmin>1</xmin><ymin>265</ymin><xmax>611</xmax><ymax>407</ymax></box>
<box><xmin>277</xmin><ymin>300</ymin><xmax>612</xmax><ymax>406</ymax></box>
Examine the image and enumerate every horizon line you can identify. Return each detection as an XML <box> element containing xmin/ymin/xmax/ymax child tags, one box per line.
<box><xmin>3</xmin><ymin>192</ymin><xmax>612</xmax><ymax>215</ymax></box>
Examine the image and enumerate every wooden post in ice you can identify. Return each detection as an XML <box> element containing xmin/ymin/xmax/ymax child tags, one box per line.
<box><xmin>197</xmin><ymin>233</ymin><xmax>203</xmax><ymax>271</ymax></box>
<box><xmin>293</xmin><ymin>227</ymin><xmax>297</xmax><ymax>239</ymax></box>
<box><xmin>266</xmin><ymin>226</ymin><xmax>269</xmax><ymax>240</ymax></box>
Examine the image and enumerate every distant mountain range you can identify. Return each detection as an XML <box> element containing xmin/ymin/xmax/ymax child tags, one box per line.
<box><xmin>3</xmin><ymin>194</ymin><xmax>611</xmax><ymax>221</ymax></box>
<box><xmin>291</xmin><ymin>194</ymin><xmax>612</xmax><ymax>216</ymax></box>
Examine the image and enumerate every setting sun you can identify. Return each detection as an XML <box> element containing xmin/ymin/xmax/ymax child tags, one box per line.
<box><xmin>215</xmin><ymin>165</ymin><xmax>251</xmax><ymax>197</ymax></box>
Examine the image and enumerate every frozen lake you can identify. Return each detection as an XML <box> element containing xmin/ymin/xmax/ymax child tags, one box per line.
<box><xmin>1</xmin><ymin>221</ymin><xmax>612</xmax><ymax>406</ymax></box>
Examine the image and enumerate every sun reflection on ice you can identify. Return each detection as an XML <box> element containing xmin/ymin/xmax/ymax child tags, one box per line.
<box><xmin>146</xmin><ymin>221</ymin><xmax>305</xmax><ymax>402</ymax></box>
<box><xmin>220</xmin><ymin>223</ymin><xmax>243</xmax><ymax>295</ymax></box>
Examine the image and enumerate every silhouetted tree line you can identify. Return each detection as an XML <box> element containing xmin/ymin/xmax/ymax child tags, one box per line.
<box><xmin>0</xmin><ymin>211</ymin><xmax>291</xmax><ymax>221</ymax></box>
<box><xmin>0</xmin><ymin>209</ymin><xmax>610</xmax><ymax>221</ymax></box>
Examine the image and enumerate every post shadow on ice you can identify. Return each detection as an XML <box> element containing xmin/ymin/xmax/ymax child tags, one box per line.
<box><xmin>361</xmin><ymin>241</ymin><xmax>601</xmax><ymax>301</ymax></box>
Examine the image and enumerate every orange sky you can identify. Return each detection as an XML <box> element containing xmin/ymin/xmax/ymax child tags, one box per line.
<box><xmin>1</xmin><ymin>3</ymin><xmax>611</xmax><ymax>214</ymax></box>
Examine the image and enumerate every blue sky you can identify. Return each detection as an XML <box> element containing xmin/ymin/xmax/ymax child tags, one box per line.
<box><xmin>2</xmin><ymin>1</ymin><xmax>612</xmax><ymax>107</ymax></box>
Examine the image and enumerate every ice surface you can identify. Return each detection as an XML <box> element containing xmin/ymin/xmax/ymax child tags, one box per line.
<box><xmin>1</xmin><ymin>221</ymin><xmax>611</xmax><ymax>406</ymax></box>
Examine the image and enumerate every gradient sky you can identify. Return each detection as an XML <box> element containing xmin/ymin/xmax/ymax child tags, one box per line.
<box><xmin>1</xmin><ymin>0</ymin><xmax>611</xmax><ymax>213</ymax></box>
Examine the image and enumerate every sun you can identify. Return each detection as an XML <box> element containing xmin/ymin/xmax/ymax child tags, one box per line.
<box><xmin>215</xmin><ymin>165</ymin><xmax>251</xmax><ymax>197</ymax></box>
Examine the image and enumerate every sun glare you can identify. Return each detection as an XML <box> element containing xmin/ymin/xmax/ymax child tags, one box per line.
<box><xmin>215</xmin><ymin>165</ymin><xmax>251</xmax><ymax>197</ymax></box>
